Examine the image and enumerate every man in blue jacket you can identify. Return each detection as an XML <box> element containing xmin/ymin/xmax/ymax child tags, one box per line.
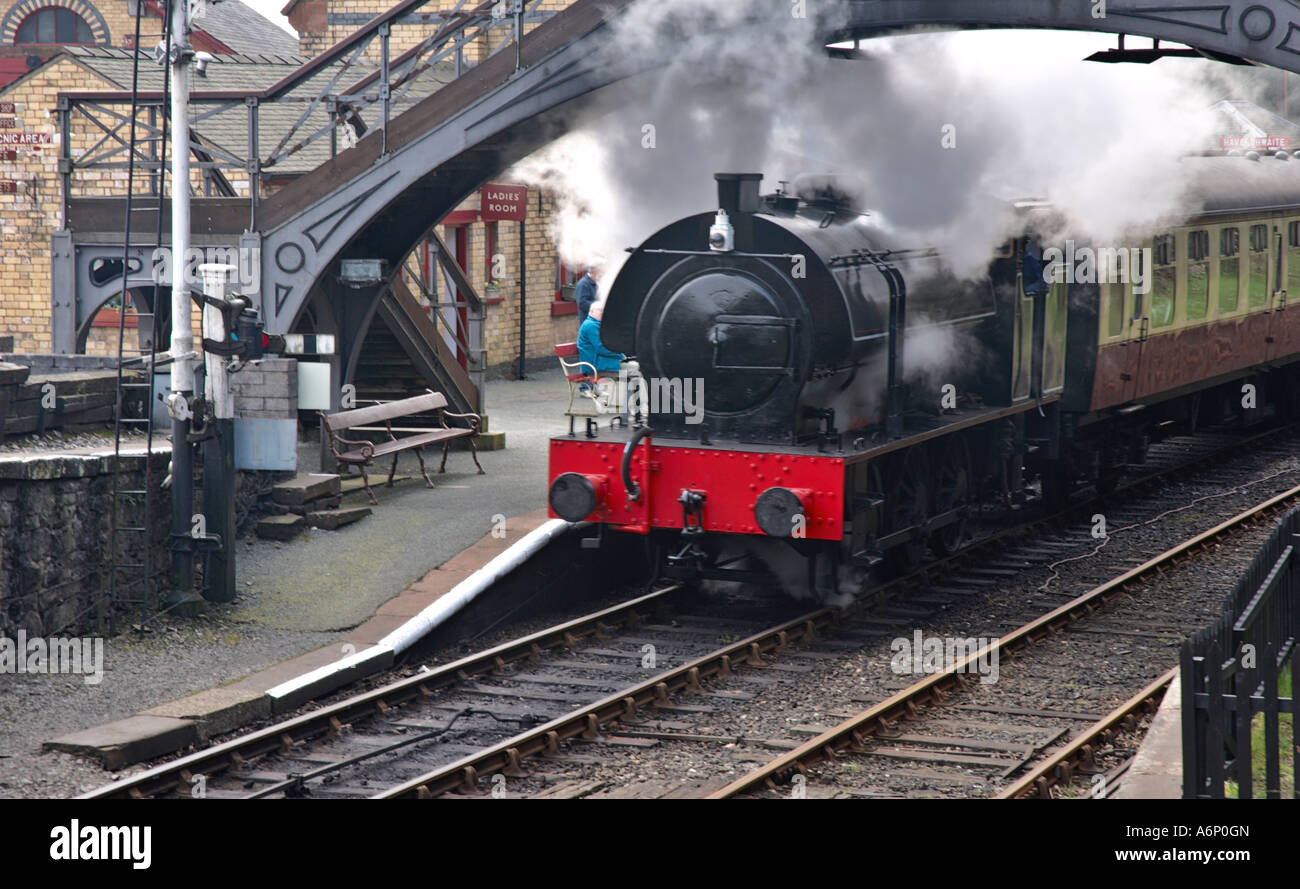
<box><xmin>577</xmin><ymin>299</ymin><xmax>624</xmax><ymax>391</ymax></box>
<box><xmin>576</xmin><ymin>265</ymin><xmax>600</xmax><ymax>325</ymax></box>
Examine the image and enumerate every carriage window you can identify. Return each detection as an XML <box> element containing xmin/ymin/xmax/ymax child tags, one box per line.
<box><xmin>1150</xmin><ymin>235</ymin><xmax>1175</xmax><ymax>327</ymax></box>
<box><xmin>1248</xmin><ymin>224</ymin><xmax>1269</xmax><ymax>308</ymax></box>
<box><xmin>1186</xmin><ymin>230</ymin><xmax>1209</xmax><ymax>321</ymax></box>
<box><xmin>1219</xmin><ymin>227</ymin><xmax>1240</xmax><ymax>313</ymax></box>
<box><xmin>1289</xmin><ymin>222</ymin><xmax>1300</xmax><ymax>297</ymax></box>
<box><xmin>1106</xmin><ymin>284</ymin><xmax>1124</xmax><ymax>338</ymax></box>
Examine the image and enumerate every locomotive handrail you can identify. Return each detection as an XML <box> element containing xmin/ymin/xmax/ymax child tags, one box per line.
<box><xmin>622</xmin><ymin>426</ymin><xmax>652</xmax><ymax>503</ymax></box>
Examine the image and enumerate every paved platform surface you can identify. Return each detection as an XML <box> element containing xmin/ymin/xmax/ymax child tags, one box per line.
<box><xmin>1115</xmin><ymin>673</ymin><xmax>1182</xmax><ymax>799</ymax></box>
<box><xmin>234</xmin><ymin>370</ymin><xmax>568</xmax><ymax>631</ymax></box>
<box><xmin>42</xmin><ymin>371</ymin><xmax>577</xmax><ymax>771</ymax></box>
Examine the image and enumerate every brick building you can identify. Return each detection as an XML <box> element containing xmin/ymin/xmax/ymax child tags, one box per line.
<box><xmin>0</xmin><ymin>0</ymin><xmax>588</xmax><ymax>379</ymax></box>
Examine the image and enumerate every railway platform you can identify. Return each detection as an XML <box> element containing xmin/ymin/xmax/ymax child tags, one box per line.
<box><xmin>1114</xmin><ymin>675</ymin><xmax>1183</xmax><ymax>799</ymax></box>
<box><xmin>35</xmin><ymin>371</ymin><xmax>579</xmax><ymax>772</ymax></box>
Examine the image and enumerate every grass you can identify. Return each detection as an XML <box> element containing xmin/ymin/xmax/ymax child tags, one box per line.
<box><xmin>1225</xmin><ymin>661</ymin><xmax>1295</xmax><ymax>799</ymax></box>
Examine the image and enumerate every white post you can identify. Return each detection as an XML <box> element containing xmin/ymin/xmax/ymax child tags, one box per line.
<box><xmin>199</xmin><ymin>263</ymin><xmax>236</xmax><ymax>419</ymax></box>
<box><xmin>165</xmin><ymin>0</ymin><xmax>196</xmax><ymax>600</ymax></box>
<box><xmin>169</xmin><ymin>0</ymin><xmax>192</xmax><ymax>395</ymax></box>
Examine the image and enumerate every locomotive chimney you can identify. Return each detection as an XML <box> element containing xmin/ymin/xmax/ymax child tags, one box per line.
<box><xmin>715</xmin><ymin>172</ymin><xmax>763</xmax><ymax>215</ymax></box>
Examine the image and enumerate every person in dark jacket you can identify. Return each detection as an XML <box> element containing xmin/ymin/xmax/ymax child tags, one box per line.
<box><xmin>575</xmin><ymin>265</ymin><xmax>600</xmax><ymax>324</ymax></box>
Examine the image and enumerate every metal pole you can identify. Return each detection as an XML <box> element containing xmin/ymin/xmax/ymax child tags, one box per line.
<box><xmin>200</xmin><ymin>262</ymin><xmax>237</xmax><ymax>602</ymax></box>
<box><xmin>166</xmin><ymin>0</ymin><xmax>195</xmax><ymax>600</ymax></box>
<box><xmin>517</xmin><ymin>217</ymin><xmax>526</xmax><ymax>380</ymax></box>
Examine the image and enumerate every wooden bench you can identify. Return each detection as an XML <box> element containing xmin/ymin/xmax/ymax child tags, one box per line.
<box><xmin>319</xmin><ymin>389</ymin><xmax>484</xmax><ymax>505</ymax></box>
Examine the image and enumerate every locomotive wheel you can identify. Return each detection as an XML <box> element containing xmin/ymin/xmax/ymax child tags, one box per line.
<box><xmin>929</xmin><ymin>438</ymin><xmax>970</xmax><ymax>557</ymax></box>
<box><xmin>878</xmin><ymin>449</ymin><xmax>929</xmax><ymax>575</ymax></box>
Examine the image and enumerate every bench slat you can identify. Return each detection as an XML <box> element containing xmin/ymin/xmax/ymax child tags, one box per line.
<box><xmin>323</xmin><ymin>392</ymin><xmax>448</xmax><ymax>430</ymax></box>
<box><xmin>337</xmin><ymin>428</ymin><xmax>473</xmax><ymax>461</ymax></box>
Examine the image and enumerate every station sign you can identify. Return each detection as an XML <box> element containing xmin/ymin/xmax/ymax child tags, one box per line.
<box><xmin>1220</xmin><ymin>135</ymin><xmax>1291</xmax><ymax>150</ymax></box>
<box><xmin>0</xmin><ymin>182</ymin><xmax>16</xmax><ymax>194</ymax></box>
<box><xmin>0</xmin><ymin>131</ymin><xmax>51</xmax><ymax>147</ymax></box>
<box><xmin>480</xmin><ymin>183</ymin><xmax>527</xmax><ymax>221</ymax></box>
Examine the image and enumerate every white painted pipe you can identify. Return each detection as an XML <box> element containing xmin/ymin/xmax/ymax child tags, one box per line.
<box><xmin>168</xmin><ymin>0</ymin><xmax>193</xmax><ymax>395</ymax></box>
<box><xmin>265</xmin><ymin>519</ymin><xmax>577</xmax><ymax>703</ymax></box>
<box><xmin>382</xmin><ymin>518</ymin><xmax>577</xmax><ymax>654</ymax></box>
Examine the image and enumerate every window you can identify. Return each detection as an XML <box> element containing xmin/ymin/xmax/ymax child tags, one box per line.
<box><xmin>1219</xmin><ymin>227</ymin><xmax>1239</xmax><ymax>313</ymax></box>
<box><xmin>1187</xmin><ymin>230</ymin><xmax>1209</xmax><ymax>320</ymax></box>
<box><xmin>15</xmin><ymin>7</ymin><xmax>93</xmax><ymax>43</ymax></box>
<box><xmin>1106</xmin><ymin>284</ymin><xmax>1124</xmax><ymax>338</ymax></box>
<box><xmin>1150</xmin><ymin>235</ymin><xmax>1175</xmax><ymax>327</ymax></box>
<box><xmin>1248</xmin><ymin>223</ymin><xmax>1269</xmax><ymax>308</ymax></box>
<box><xmin>1153</xmin><ymin>234</ymin><xmax>1176</xmax><ymax>265</ymax></box>
<box><xmin>484</xmin><ymin>221</ymin><xmax>498</xmax><ymax>285</ymax></box>
<box><xmin>555</xmin><ymin>259</ymin><xmax>579</xmax><ymax>301</ymax></box>
<box><xmin>1289</xmin><ymin>222</ymin><xmax>1300</xmax><ymax>297</ymax></box>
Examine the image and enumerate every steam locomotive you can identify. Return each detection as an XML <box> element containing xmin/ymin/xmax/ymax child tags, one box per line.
<box><xmin>548</xmin><ymin>166</ymin><xmax>1300</xmax><ymax>598</ymax></box>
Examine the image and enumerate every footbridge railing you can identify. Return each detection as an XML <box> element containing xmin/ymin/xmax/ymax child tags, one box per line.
<box><xmin>57</xmin><ymin>0</ymin><xmax>558</xmax><ymax>233</ymax></box>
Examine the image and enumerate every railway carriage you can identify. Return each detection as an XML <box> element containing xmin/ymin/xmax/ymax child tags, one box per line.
<box><xmin>547</xmin><ymin>165</ymin><xmax>1300</xmax><ymax>599</ymax></box>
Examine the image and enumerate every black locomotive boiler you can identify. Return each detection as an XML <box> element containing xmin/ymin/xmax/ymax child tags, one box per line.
<box><xmin>548</xmin><ymin>167</ymin><xmax>1300</xmax><ymax>598</ymax></box>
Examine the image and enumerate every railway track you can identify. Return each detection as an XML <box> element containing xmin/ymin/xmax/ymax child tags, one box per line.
<box><xmin>995</xmin><ymin>668</ymin><xmax>1176</xmax><ymax>800</ymax></box>
<box><xmin>80</xmin><ymin>425</ymin><xmax>1300</xmax><ymax>799</ymax></box>
<box><xmin>708</xmin><ymin>486</ymin><xmax>1297</xmax><ymax>799</ymax></box>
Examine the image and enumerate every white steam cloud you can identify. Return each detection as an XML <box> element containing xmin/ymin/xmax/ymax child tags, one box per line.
<box><xmin>510</xmin><ymin>2</ymin><xmax>1233</xmax><ymax>283</ymax></box>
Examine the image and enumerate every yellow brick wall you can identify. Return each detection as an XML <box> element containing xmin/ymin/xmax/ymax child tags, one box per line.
<box><xmin>0</xmin><ymin>56</ymin><xmax>225</xmax><ymax>354</ymax></box>
<box><xmin>291</xmin><ymin>0</ymin><xmax>572</xmax><ymax>69</ymax></box>
<box><xmin>0</xmin><ymin>0</ymin><xmax>162</xmax><ymax>49</ymax></box>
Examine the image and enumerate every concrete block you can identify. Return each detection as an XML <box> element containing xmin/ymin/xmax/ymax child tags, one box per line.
<box><xmin>45</xmin><ymin>715</ymin><xmax>198</xmax><ymax>770</ymax></box>
<box><xmin>271</xmin><ymin>472</ymin><xmax>341</xmax><ymax>505</ymax></box>
<box><xmin>233</xmin><ymin>370</ymin><xmax>264</xmax><ymax>389</ymax></box>
<box><xmin>256</xmin><ymin>513</ymin><xmax>306</xmax><ymax>540</ymax></box>
<box><xmin>305</xmin><ymin>506</ymin><xmax>371</xmax><ymax>530</ymax></box>
<box><xmin>142</xmin><ymin>686</ymin><xmax>272</xmax><ymax>742</ymax></box>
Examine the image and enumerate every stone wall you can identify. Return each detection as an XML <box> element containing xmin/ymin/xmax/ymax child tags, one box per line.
<box><xmin>0</xmin><ymin>448</ymin><xmax>170</xmax><ymax>636</ymax></box>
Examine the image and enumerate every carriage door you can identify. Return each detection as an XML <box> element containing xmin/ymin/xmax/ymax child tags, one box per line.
<box><xmin>1013</xmin><ymin>239</ymin><xmax>1042</xmax><ymax>402</ymax></box>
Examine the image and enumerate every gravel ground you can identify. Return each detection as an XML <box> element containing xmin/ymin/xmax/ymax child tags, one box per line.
<box><xmin>0</xmin><ymin>613</ymin><xmax>338</xmax><ymax>798</ymax></box>
<box><xmin>0</xmin><ymin>428</ymin><xmax>150</xmax><ymax>454</ymax></box>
